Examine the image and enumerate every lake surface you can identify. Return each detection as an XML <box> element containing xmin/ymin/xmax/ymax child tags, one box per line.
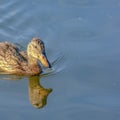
<box><xmin>0</xmin><ymin>0</ymin><xmax>120</xmax><ymax>120</ymax></box>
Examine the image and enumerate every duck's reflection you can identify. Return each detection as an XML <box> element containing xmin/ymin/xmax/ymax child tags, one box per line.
<box><xmin>28</xmin><ymin>75</ymin><xmax>52</xmax><ymax>109</ymax></box>
<box><xmin>0</xmin><ymin>74</ymin><xmax>52</xmax><ymax>109</ymax></box>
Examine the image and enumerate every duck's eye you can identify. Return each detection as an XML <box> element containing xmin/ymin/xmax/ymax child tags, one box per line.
<box><xmin>34</xmin><ymin>46</ymin><xmax>37</xmax><ymax>48</ymax></box>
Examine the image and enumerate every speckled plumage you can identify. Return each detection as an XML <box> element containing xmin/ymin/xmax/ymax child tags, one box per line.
<box><xmin>0</xmin><ymin>37</ymin><xmax>51</xmax><ymax>75</ymax></box>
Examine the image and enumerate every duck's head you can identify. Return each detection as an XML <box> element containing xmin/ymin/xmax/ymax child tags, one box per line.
<box><xmin>27</xmin><ymin>37</ymin><xmax>51</xmax><ymax>68</ymax></box>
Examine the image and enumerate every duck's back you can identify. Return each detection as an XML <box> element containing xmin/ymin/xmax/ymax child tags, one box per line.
<box><xmin>0</xmin><ymin>42</ymin><xmax>27</xmax><ymax>74</ymax></box>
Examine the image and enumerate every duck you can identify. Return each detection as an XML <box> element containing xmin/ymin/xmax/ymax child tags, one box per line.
<box><xmin>0</xmin><ymin>37</ymin><xmax>51</xmax><ymax>75</ymax></box>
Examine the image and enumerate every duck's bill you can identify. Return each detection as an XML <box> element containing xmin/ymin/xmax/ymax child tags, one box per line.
<box><xmin>39</xmin><ymin>53</ymin><xmax>51</xmax><ymax>68</ymax></box>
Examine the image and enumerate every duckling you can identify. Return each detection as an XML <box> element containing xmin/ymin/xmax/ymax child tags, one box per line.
<box><xmin>0</xmin><ymin>37</ymin><xmax>51</xmax><ymax>75</ymax></box>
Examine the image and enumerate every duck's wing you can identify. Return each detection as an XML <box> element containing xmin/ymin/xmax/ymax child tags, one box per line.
<box><xmin>0</xmin><ymin>42</ymin><xmax>27</xmax><ymax>73</ymax></box>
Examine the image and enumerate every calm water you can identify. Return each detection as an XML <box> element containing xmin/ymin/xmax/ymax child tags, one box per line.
<box><xmin>0</xmin><ymin>0</ymin><xmax>120</xmax><ymax>120</ymax></box>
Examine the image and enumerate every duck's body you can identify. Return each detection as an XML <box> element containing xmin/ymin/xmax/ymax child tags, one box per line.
<box><xmin>0</xmin><ymin>38</ymin><xmax>51</xmax><ymax>75</ymax></box>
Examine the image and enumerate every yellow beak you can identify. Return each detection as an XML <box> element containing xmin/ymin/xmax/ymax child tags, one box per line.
<box><xmin>39</xmin><ymin>53</ymin><xmax>51</xmax><ymax>68</ymax></box>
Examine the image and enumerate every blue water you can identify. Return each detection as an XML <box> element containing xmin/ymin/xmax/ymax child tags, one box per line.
<box><xmin>0</xmin><ymin>0</ymin><xmax>120</xmax><ymax>120</ymax></box>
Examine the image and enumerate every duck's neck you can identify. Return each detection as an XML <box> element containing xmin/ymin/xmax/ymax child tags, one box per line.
<box><xmin>25</xmin><ymin>54</ymin><xmax>41</xmax><ymax>75</ymax></box>
<box><xmin>28</xmin><ymin>55</ymin><xmax>38</xmax><ymax>66</ymax></box>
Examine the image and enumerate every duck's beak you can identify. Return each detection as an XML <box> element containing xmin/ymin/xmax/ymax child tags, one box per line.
<box><xmin>39</xmin><ymin>52</ymin><xmax>51</xmax><ymax>68</ymax></box>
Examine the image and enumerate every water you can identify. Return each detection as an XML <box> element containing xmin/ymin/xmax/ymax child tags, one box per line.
<box><xmin>0</xmin><ymin>0</ymin><xmax>120</xmax><ymax>120</ymax></box>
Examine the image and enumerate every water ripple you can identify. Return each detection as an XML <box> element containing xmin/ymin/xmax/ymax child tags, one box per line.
<box><xmin>41</xmin><ymin>53</ymin><xmax>65</xmax><ymax>77</ymax></box>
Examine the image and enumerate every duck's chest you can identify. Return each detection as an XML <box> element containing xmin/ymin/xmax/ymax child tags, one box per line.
<box><xmin>26</xmin><ymin>64</ymin><xmax>42</xmax><ymax>75</ymax></box>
